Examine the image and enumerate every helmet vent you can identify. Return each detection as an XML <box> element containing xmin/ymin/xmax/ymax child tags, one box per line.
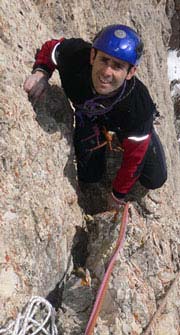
<box><xmin>114</xmin><ymin>29</ymin><xmax>127</xmax><ymax>39</ymax></box>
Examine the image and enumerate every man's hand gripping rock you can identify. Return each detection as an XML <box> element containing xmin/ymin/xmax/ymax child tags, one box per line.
<box><xmin>23</xmin><ymin>71</ymin><xmax>49</xmax><ymax>101</ymax></box>
<box><xmin>108</xmin><ymin>192</ymin><xmax>126</xmax><ymax>219</ymax></box>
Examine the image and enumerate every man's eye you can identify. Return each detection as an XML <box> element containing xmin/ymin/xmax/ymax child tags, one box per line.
<box><xmin>114</xmin><ymin>63</ymin><xmax>124</xmax><ymax>70</ymax></box>
<box><xmin>101</xmin><ymin>57</ymin><xmax>108</xmax><ymax>63</ymax></box>
<box><xmin>99</xmin><ymin>57</ymin><xmax>126</xmax><ymax>70</ymax></box>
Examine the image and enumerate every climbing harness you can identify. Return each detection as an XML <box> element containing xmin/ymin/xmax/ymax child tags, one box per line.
<box><xmin>84</xmin><ymin>202</ymin><xmax>129</xmax><ymax>335</ymax></box>
<box><xmin>0</xmin><ymin>296</ymin><xmax>57</xmax><ymax>335</ymax></box>
<box><xmin>80</xmin><ymin>124</ymin><xmax>107</xmax><ymax>152</ymax></box>
<box><xmin>74</xmin><ymin>77</ymin><xmax>136</xmax><ymax>154</ymax></box>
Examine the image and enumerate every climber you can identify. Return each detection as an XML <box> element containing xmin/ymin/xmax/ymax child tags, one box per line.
<box><xmin>23</xmin><ymin>24</ymin><xmax>167</xmax><ymax>210</ymax></box>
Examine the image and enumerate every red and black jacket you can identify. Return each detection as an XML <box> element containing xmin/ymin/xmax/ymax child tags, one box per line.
<box><xmin>33</xmin><ymin>38</ymin><xmax>157</xmax><ymax>198</ymax></box>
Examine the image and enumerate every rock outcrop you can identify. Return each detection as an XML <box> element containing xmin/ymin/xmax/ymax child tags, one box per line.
<box><xmin>0</xmin><ymin>0</ymin><xmax>179</xmax><ymax>334</ymax></box>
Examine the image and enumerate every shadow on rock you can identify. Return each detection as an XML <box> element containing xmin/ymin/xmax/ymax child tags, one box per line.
<box><xmin>56</xmin><ymin>276</ymin><xmax>94</xmax><ymax>335</ymax></box>
<box><xmin>30</xmin><ymin>84</ymin><xmax>79</xmax><ymax>191</ymax></box>
<box><xmin>31</xmin><ymin>85</ymin><xmax>73</xmax><ymax>135</ymax></box>
<box><xmin>46</xmin><ymin>226</ymin><xmax>93</xmax><ymax>334</ymax></box>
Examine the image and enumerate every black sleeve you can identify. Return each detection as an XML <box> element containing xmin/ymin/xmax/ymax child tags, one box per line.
<box><xmin>55</xmin><ymin>38</ymin><xmax>92</xmax><ymax>67</ymax></box>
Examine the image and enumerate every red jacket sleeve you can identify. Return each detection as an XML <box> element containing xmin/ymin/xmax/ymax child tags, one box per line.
<box><xmin>33</xmin><ymin>38</ymin><xmax>64</xmax><ymax>77</ymax></box>
<box><xmin>112</xmin><ymin>134</ymin><xmax>151</xmax><ymax>196</ymax></box>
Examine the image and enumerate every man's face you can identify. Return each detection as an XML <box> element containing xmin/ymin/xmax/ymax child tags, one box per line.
<box><xmin>90</xmin><ymin>49</ymin><xmax>136</xmax><ymax>95</ymax></box>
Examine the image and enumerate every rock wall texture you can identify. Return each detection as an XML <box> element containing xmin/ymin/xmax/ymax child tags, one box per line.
<box><xmin>0</xmin><ymin>0</ymin><xmax>180</xmax><ymax>334</ymax></box>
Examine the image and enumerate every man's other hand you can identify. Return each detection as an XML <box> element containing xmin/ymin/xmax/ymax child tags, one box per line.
<box><xmin>107</xmin><ymin>192</ymin><xmax>126</xmax><ymax>212</ymax></box>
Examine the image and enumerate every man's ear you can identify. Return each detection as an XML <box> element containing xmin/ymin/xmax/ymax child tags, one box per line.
<box><xmin>90</xmin><ymin>48</ymin><xmax>96</xmax><ymax>65</ymax></box>
<box><xmin>126</xmin><ymin>66</ymin><xmax>137</xmax><ymax>80</ymax></box>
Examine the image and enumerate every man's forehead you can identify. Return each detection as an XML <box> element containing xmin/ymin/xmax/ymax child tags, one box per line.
<box><xmin>97</xmin><ymin>50</ymin><xmax>128</xmax><ymax>66</ymax></box>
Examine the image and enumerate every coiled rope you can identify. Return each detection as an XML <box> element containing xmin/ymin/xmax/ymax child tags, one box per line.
<box><xmin>0</xmin><ymin>296</ymin><xmax>57</xmax><ymax>335</ymax></box>
<box><xmin>85</xmin><ymin>202</ymin><xmax>129</xmax><ymax>335</ymax></box>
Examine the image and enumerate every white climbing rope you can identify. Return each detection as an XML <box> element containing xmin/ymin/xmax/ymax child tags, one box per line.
<box><xmin>0</xmin><ymin>296</ymin><xmax>58</xmax><ymax>335</ymax></box>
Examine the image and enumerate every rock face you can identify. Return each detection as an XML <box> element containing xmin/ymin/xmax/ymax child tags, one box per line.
<box><xmin>0</xmin><ymin>0</ymin><xmax>82</xmax><ymax>321</ymax></box>
<box><xmin>0</xmin><ymin>0</ymin><xmax>180</xmax><ymax>334</ymax></box>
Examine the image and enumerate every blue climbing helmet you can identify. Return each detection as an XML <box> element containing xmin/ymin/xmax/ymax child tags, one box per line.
<box><xmin>92</xmin><ymin>24</ymin><xmax>143</xmax><ymax>66</ymax></box>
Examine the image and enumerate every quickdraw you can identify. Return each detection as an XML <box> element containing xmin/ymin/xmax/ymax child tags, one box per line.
<box><xmin>84</xmin><ymin>203</ymin><xmax>129</xmax><ymax>335</ymax></box>
<box><xmin>102</xmin><ymin>127</ymin><xmax>124</xmax><ymax>152</ymax></box>
<box><xmin>81</xmin><ymin>126</ymin><xmax>124</xmax><ymax>153</ymax></box>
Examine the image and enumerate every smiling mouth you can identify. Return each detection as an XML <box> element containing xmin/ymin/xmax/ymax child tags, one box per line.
<box><xmin>99</xmin><ymin>76</ymin><xmax>112</xmax><ymax>85</ymax></box>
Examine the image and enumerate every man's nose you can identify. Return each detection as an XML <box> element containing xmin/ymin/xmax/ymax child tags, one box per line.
<box><xmin>102</xmin><ymin>64</ymin><xmax>113</xmax><ymax>76</ymax></box>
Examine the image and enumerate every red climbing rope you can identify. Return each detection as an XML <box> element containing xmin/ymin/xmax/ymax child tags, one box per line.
<box><xmin>85</xmin><ymin>202</ymin><xmax>129</xmax><ymax>335</ymax></box>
